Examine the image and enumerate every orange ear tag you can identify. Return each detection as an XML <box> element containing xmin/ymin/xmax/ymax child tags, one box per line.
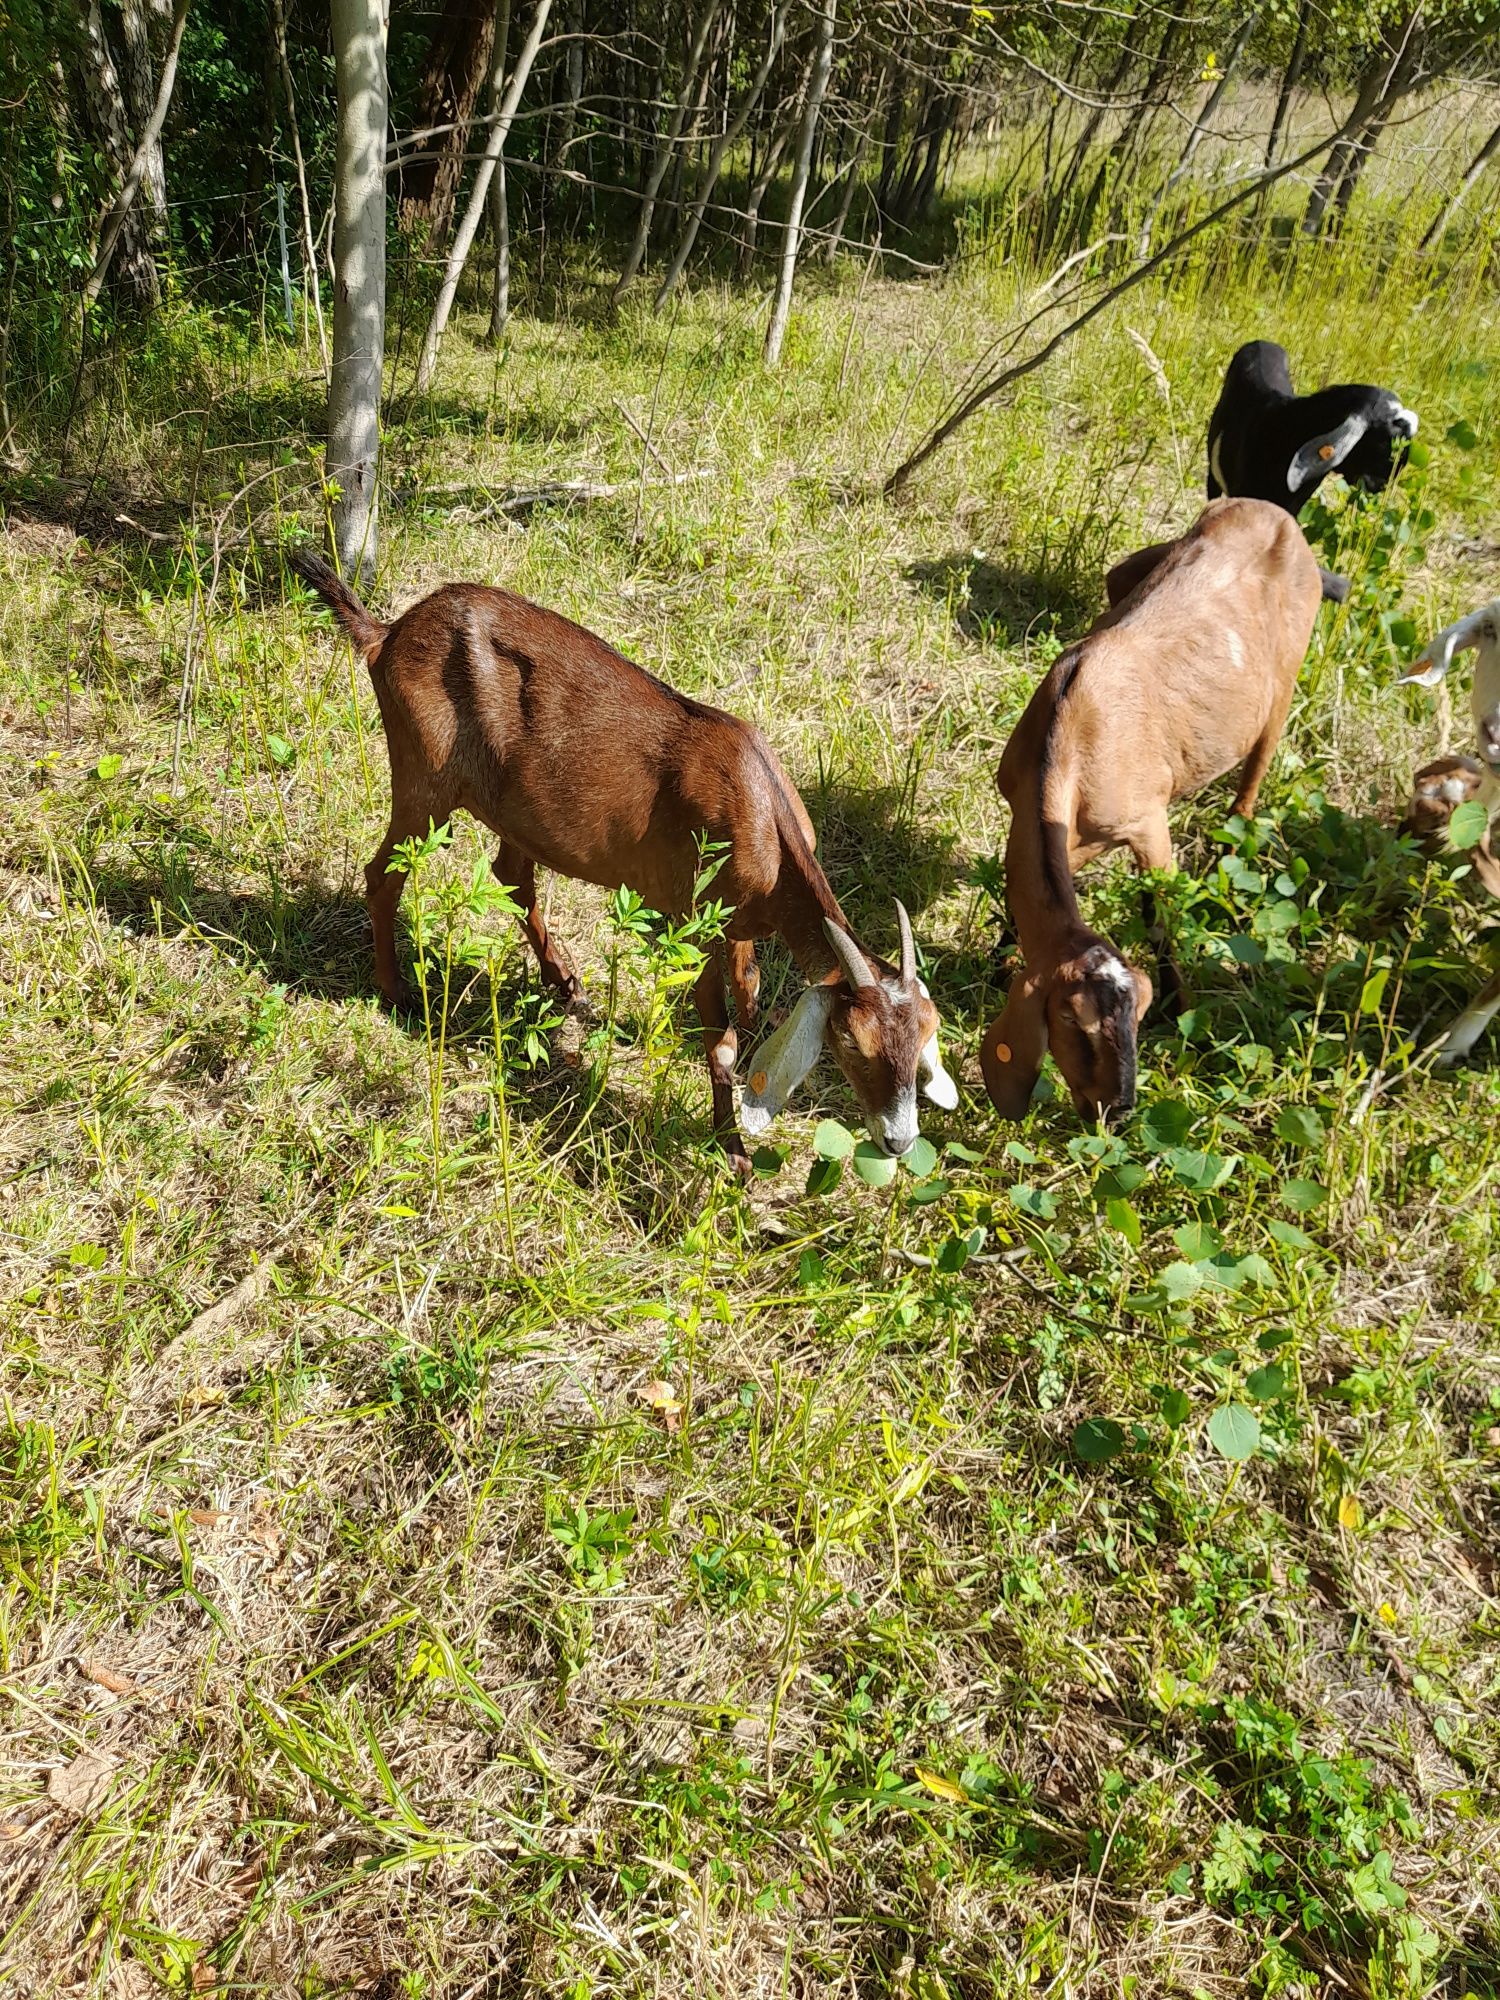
<box><xmin>1319</xmin><ymin>443</ymin><xmax>1335</xmax><ymax>461</ymax></box>
<box><xmin>993</xmin><ymin>1043</ymin><xmax>1012</xmax><ymax>1063</ymax></box>
<box><xmin>750</xmin><ymin>1071</ymin><xmax>768</xmax><ymax>1093</ymax></box>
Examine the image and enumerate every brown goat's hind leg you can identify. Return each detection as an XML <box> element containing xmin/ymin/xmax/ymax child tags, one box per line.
<box><xmin>1232</xmin><ymin>697</ymin><xmax>1294</xmax><ymax>819</ymax></box>
<box><xmin>366</xmin><ymin>801</ymin><xmax>434</xmax><ymax>1012</ymax></box>
<box><xmin>493</xmin><ymin>842</ymin><xmax>582</xmax><ymax>1004</ymax></box>
<box><xmin>728</xmin><ymin>940</ymin><xmax>761</xmax><ymax>1029</ymax></box>
<box><xmin>695</xmin><ymin>950</ymin><xmax>751</xmax><ymax>1178</ymax></box>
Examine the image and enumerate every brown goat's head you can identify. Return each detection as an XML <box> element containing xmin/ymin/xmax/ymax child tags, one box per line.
<box><xmin>740</xmin><ymin>903</ymin><xmax>957</xmax><ymax>1154</ymax></box>
<box><xmin>981</xmin><ymin>942</ymin><xmax>1152</xmax><ymax>1123</ymax></box>
<box><xmin>1401</xmin><ymin>755</ymin><xmax>1500</xmax><ymax>896</ymax></box>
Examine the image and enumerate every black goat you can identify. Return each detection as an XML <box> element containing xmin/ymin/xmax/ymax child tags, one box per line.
<box><xmin>1207</xmin><ymin>340</ymin><xmax>1418</xmax><ymax>516</ymax></box>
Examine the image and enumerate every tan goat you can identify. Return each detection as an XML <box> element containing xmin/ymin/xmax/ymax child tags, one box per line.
<box><xmin>980</xmin><ymin>497</ymin><xmax>1322</xmax><ymax>1122</ymax></box>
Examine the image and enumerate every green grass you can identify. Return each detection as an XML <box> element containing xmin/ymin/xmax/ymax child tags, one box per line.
<box><xmin>3</xmin><ymin>153</ymin><xmax>1500</xmax><ymax>1999</ymax></box>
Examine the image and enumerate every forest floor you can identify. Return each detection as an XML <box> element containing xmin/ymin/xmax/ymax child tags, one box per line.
<box><xmin>3</xmin><ymin>186</ymin><xmax>1500</xmax><ymax>2000</ymax></box>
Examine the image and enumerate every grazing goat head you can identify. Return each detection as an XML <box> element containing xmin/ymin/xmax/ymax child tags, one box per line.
<box><xmin>1400</xmin><ymin>754</ymin><xmax>1500</xmax><ymax>896</ymax></box>
<box><xmin>1399</xmin><ymin>599</ymin><xmax>1500</xmax><ymax>779</ymax></box>
<box><xmin>981</xmin><ymin>941</ymin><xmax>1153</xmax><ymax>1124</ymax></box>
<box><xmin>742</xmin><ymin>901</ymin><xmax>957</xmax><ymax>1155</ymax></box>
<box><xmin>1207</xmin><ymin>339</ymin><xmax>1418</xmax><ymax>522</ymax></box>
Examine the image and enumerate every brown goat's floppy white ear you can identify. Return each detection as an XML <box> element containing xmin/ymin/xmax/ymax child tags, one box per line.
<box><xmin>913</xmin><ymin>976</ymin><xmax>959</xmax><ymax>1108</ymax></box>
<box><xmin>1287</xmin><ymin>412</ymin><xmax>1370</xmax><ymax>491</ymax></box>
<box><xmin>740</xmin><ymin>986</ymin><xmax>835</xmax><ymax>1137</ymax></box>
<box><xmin>979</xmin><ymin>975</ymin><xmax>1049</xmax><ymax>1121</ymax></box>
<box><xmin>918</xmin><ymin>1033</ymin><xmax>959</xmax><ymax>1109</ymax></box>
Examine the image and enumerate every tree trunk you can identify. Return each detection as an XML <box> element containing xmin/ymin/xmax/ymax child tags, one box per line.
<box><xmin>764</xmin><ymin>0</ymin><xmax>835</xmax><ymax>368</ymax></box>
<box><xmin>1303</xmin><ymin>13</ymin><xmax>1421</xmax><ymax>236</ymax></box>
<box><xmin>486</xmin><ymin>0</ymin><xmax>513</xmax><ymax>340</ymax></box>
<box><xmin>875</xmin><ymin>69</ymin><xmax>904</xmax><ymax>211</ymax></box>
<box><xmin>118</xmin><ymin>0</ymin><xmax>170</xmax><ymax>232</ymax></box>
<box><xmin>402</xmin><ymin>0</ymin><xmax>497</xmax><ymax>243</ymax></box>
<box><xmin>737</xmin><ymin>101</ymin><xmax>797</xmax><ymax>274</ymax></box>
<box><xmin>550</xmin><ymin>0</ymin><xmax>584</xmax><ymax>171</ymax></box>
<box><xmin>612</xmin><ymin>0</ymin><xmax>719</xmax><ymax>297</ymax></box>
<box><xmin>1421</xmin><ymin>113</ymin><xmax>1500</xmax><ymax>249</ymax></box>
<box><xmin>411</xmin><ymin>0</ymin><xmax>554</xmax><ymax>397</ymax></box>
<box><xmin>82</xmin><ymin>0</ymin><xmax>191</xmax><ymax>312</ymax></box>
<box><xmin>1264</xmin><ymin>0</ymin><xmax>1311</xmax><ymax>168</ymax></box>
<box><xmin>328</xmin><ymin>0</ymin><xmax>388</xmax><ymax>580</ymax></box>
<box><xmin>653</xmin><ymin>2</ymin><xmax>788</xmax><ymax>310</ymax></box>
<box><xmin>822</xmin><ymin>121</ymin><xmax>868</xmax><ymax>263</ymax></box>
<box><xmin>75</xmin><ymin>0</ymin><xmax>161</xmax><ymax>308</ymax></box>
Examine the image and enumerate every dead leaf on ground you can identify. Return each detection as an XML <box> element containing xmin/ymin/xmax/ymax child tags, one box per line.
<box><xmin>248</xmin><ymin>1506</ymin><xmax>284</xmax><ymax>1560</ymax></box>
<box><xmin>47</xmin><ymin>1750</ymin><xmax>117</xmax><ymax>1814</ymax></box>
<box><xmin>80</xmin><ymin>1661</ymin><xmax>136</xmax><ymax>1696</ymax></box>
<box><xmin>188</xmin><ymin>1507</ymin><xmax>228</xmax><ymax>1528</ymax></box>
<box><xmin>638</xmin><ymin>1379</ymin><xmax>684</xmax><ymax>1434</ymax></box>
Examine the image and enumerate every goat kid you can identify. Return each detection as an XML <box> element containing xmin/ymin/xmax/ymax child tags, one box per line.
<box><xmin>1398</xmin><ymin>599</ymin><xmax>1500</xmax><ymax>1062</ymax></box>
<box><xmin>1401</xmin><ymin>755</ymin><xmax>1500</xmax><ymax>896</ymax></box>
<box><xmin>287</xmin><ymin>547</ymin><xmax>957</xmax><ymax>1169</ymax></box>
<box><xmin>980</xmin><ymin>498</ymin><xmax>1321</xmax><ymax>1123</ymax></box>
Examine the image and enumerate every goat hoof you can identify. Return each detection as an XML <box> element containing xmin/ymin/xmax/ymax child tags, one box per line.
<box><xmin>725</xmin><ymin>1140</ymin><xmax>756</xmax><ymax>1182</ymax></box>
<box><xmin>382</xmin><ymin>979</ymin><xmax>425</xmax><ymax>1019</ymax></box>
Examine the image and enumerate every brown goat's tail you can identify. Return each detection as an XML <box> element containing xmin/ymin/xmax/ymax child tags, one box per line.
<box><xmin>286</xmin><ymin>543</ymin><xmax>387</xmax><ymax>655</ymax></box>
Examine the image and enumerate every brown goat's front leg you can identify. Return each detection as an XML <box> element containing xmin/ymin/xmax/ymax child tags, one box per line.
<box><xmin>493</xmin><ymin>842</ymin><xmax>583</xmax><ymax>1005</ymax></box>
<box><xmin>728</xmin><ymin>939</ymin><xmax>761</xmax><ymax>1028</ymax></box>
<box><xmin>1131</xmin><ymin>819</ymin><xmax>1186</xmax><ymax>1014</ymax></box>
<box><xmin>694</xmin><ymin>949</ymin><xmax>752</xmax><ymax>1178</ymax></box>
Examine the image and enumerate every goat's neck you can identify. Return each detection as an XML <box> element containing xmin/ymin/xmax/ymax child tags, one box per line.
<box><xmin>1006</xmin><ymin>754</ymin><xmax>1099</xmax><ymax>972</ymax></box>
<box><xmin>772</xmin><ymin>839</ymin><xmax>856</xmax><ymax>983</ymax></box>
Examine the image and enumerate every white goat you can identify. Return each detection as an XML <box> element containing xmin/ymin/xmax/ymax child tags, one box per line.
<box><xmin>1400</xmin><ymin>600</ymin><xmax>1500</xmax><ymax>1062</ymax></box>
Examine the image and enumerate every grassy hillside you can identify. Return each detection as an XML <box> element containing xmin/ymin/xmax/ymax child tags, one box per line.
<box><xmin>3</xmin><ymin>172</ymin><xmax>1499</xmax><ymax>1997</ymax></box>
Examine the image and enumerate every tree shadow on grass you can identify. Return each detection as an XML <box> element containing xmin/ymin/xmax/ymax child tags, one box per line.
<box><xmin>904</xmin><ymin>549</ymin><xmax>1100</xmax><ymax>648</ymax></box>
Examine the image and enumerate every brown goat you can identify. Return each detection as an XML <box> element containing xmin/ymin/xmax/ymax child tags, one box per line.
<box><xmin>1401</xmin><ymin>754</ymin><xmax>1500</xmax><ymax>895</ymax></box>
<box><xmin>980</xmin><ymin>498</ymin><xmax>1322</xmax><ymax>1123</ymax></box>
<box><xmin>287</xmin><ymin>548</ymin><xmax>957</xmax><ymax>1170</ymax></box>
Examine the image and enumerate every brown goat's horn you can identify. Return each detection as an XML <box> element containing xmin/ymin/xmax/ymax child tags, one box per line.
<box><xmin>894</xmin><ymin>900</ymin><xmax>916</xmax><ymax>987</ymax></box>
<box><xmin>824</xmin><ymin>917</ymin><xmax>877</xmax><ymax>991</ymax></box>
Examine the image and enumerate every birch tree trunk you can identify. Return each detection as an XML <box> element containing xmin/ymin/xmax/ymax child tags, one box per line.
<box><xmin>738</xmin><ymin>103</ymin><xmax>797</xmax><ymax>274</ymax></box>
<box><xmin>328</xmin><ymin>0</ymin><xmax>388</xmax><ymax>580</ymax></box>
<box><xmin>75</xmin><ymin>0</ymin><xmax>163</xmax><ymax>308</ymax></box>
<box><xmin>822</xmin><ymin>123</ymin><xmax>869</xmax><ymax>264</ymax></box>
<box><xmin>763</xmin><ymin>0</ymin><xmax>835</xmax><ymax>368</ymax></box>
<box><xmin>1421</xmin><ymin>113</ymin><xmax>1500</xmax><ymax>248</ymax></box>
<box><xmin>612</xmin><ymin>0</ymin><xmax>720</xmax><ymax>299</ymax></box>
<box><xmin>653</xmin><ymin>3</ymin><xmax>788</xmax><ymax>310</ymax></box>
<box><xmin>82</xmin><ymin>0</ymin><xmax>191</xmax><ymax>311</ymax></box>
<box><xmin>411</xmin><ymin>0</ymin><xmax>554</xmax><ymax>396</ymax></box>
<box><xmin>486</xmin><ymin>0</ymin><xmax>513</xmax><ymax>340</ymax></box>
